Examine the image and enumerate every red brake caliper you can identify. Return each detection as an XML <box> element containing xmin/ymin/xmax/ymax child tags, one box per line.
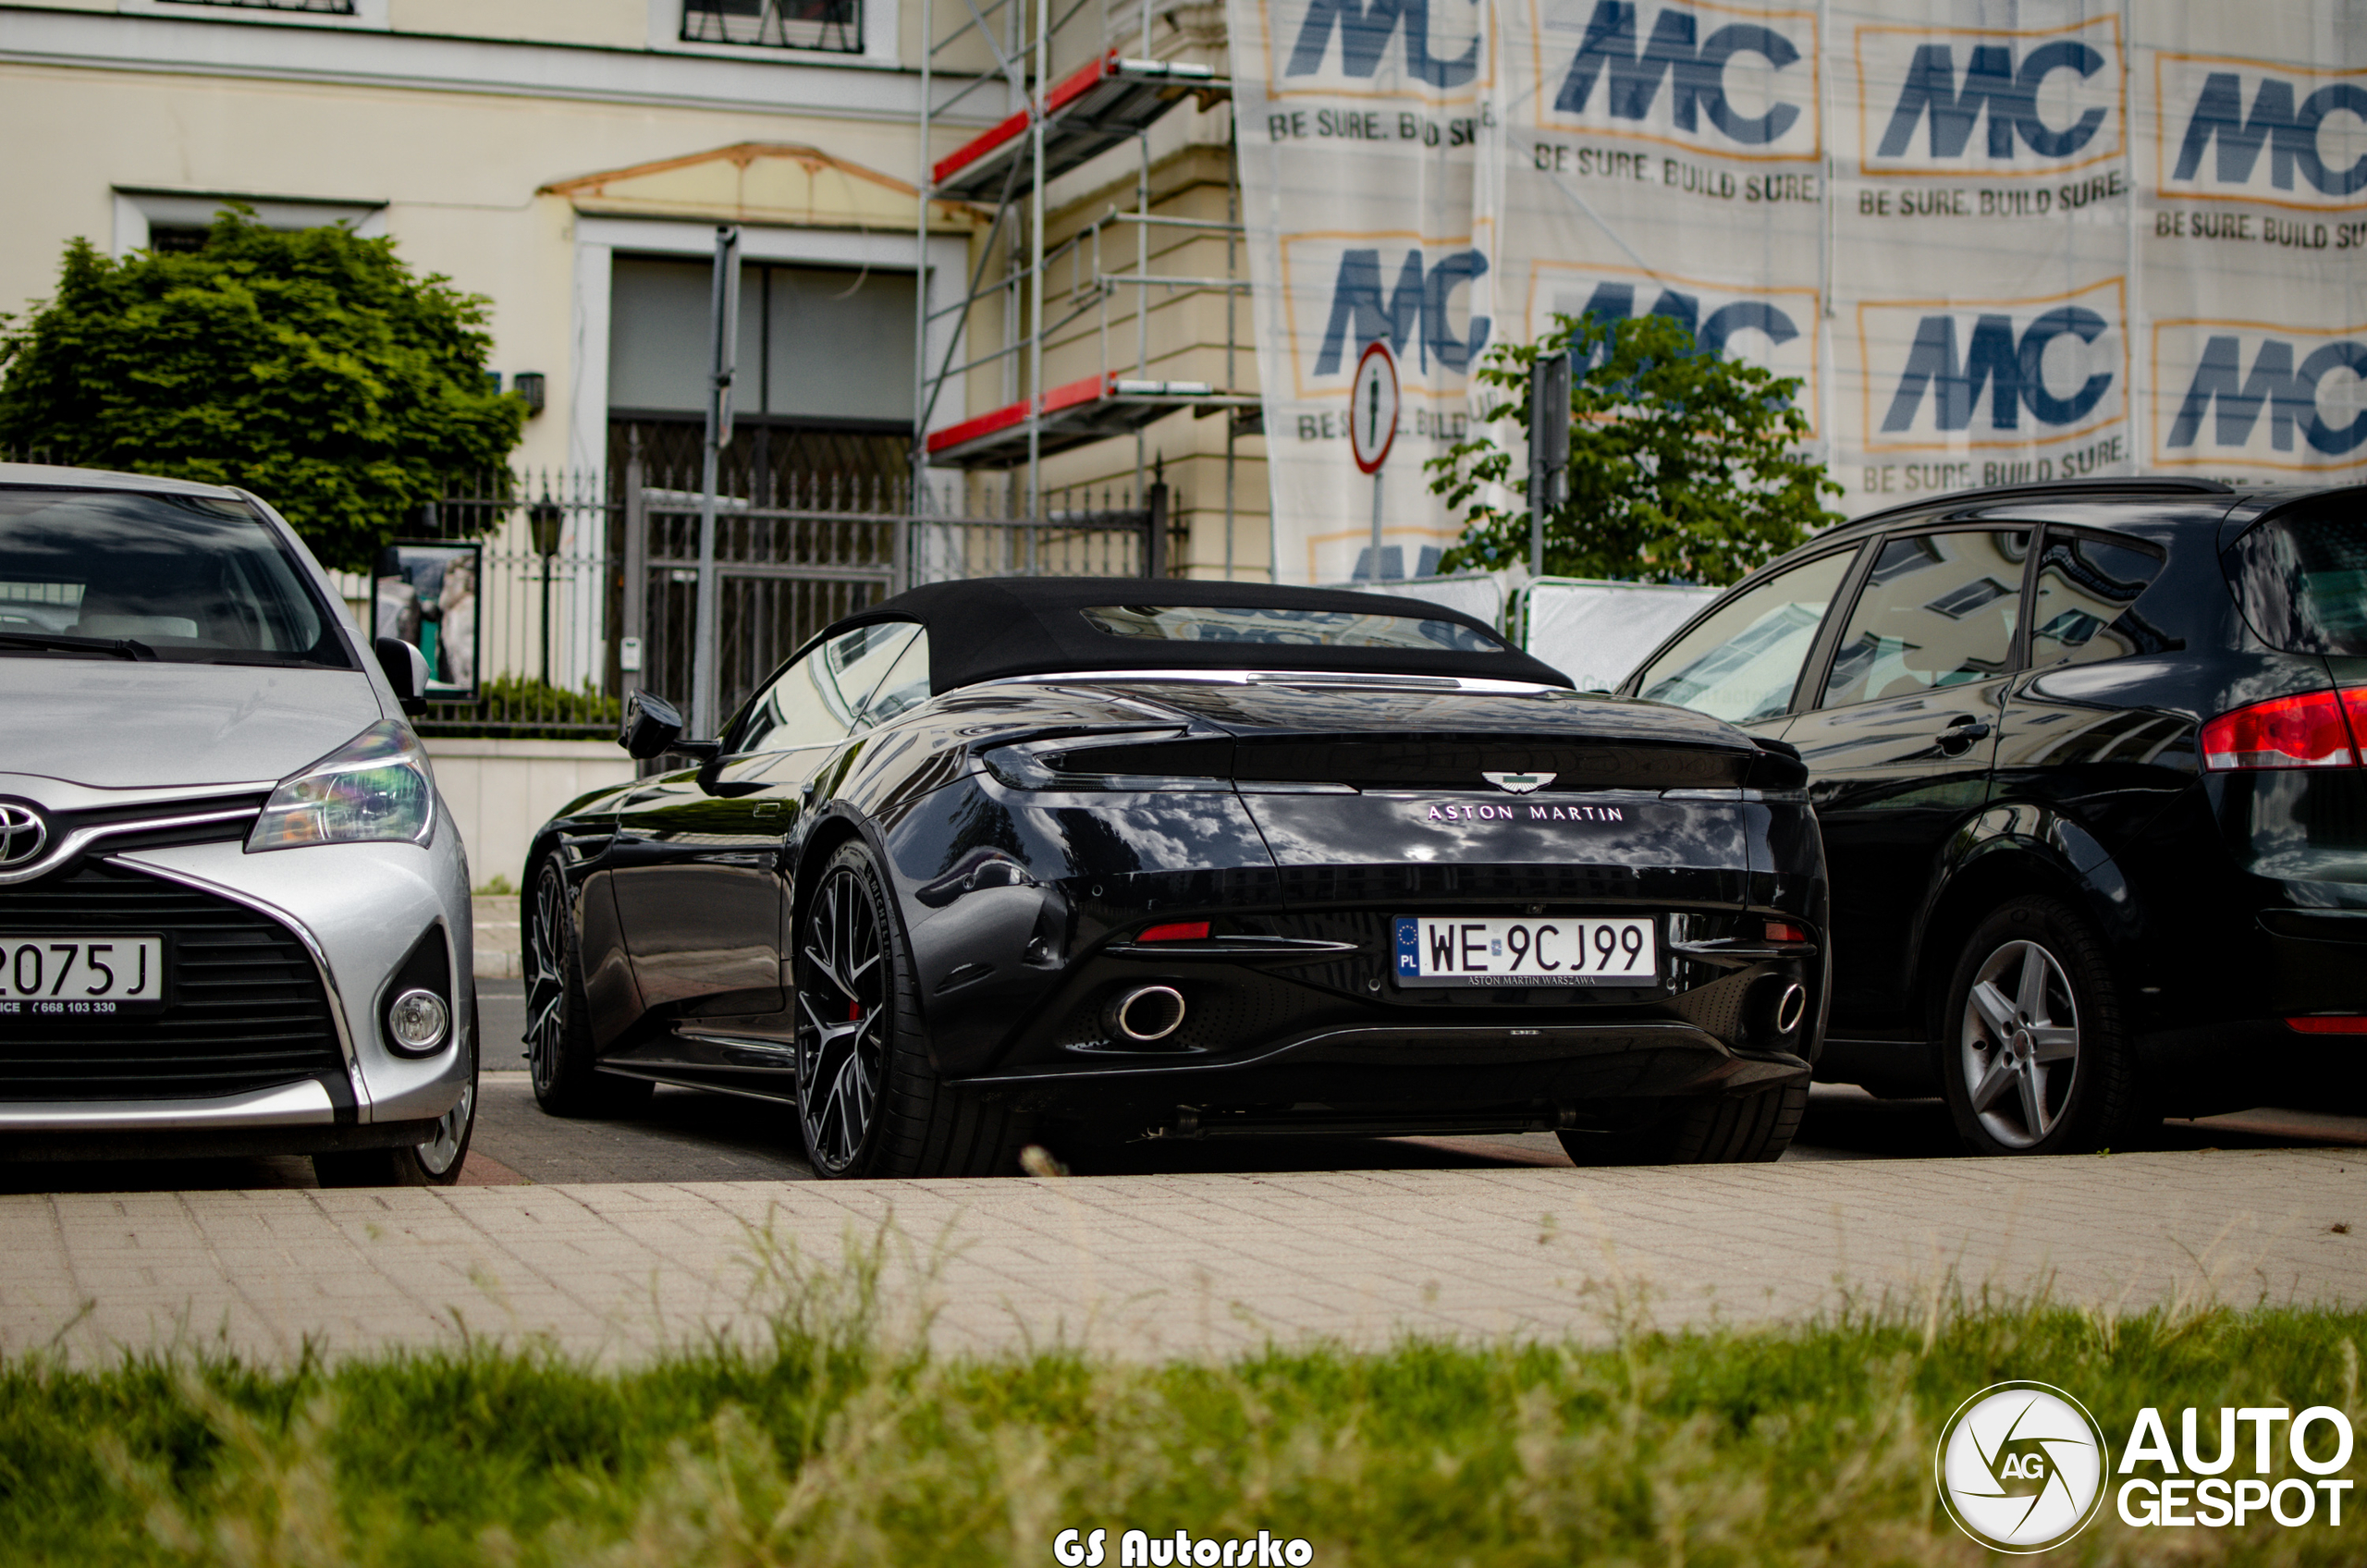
<box><xmin>848</xmin><ymin>999</ymin><xmax>862</xmax><ymax>1022</ymax></box>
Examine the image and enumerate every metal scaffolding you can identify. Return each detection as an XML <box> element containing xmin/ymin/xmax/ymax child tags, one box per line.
<box><xmin>914</xmin><ymin>0</ymin><xmax>1252</xmax><ymax>535</ymax></box>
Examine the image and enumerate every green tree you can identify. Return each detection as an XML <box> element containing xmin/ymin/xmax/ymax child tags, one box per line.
<box><xmin>0</xmin><ymin>209</ymin><xmax>523</xmax><ymax>571</ymax></box>
<box><xmin>1429</xmin><ymin>312</ymin><xmax>1842</xmax><ymax>586</ymax></box>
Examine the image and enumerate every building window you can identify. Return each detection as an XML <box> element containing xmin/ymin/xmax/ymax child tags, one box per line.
<box><xmin>681</xmin><ymin>0</ymin><xmax>862</xmax><ymax>54</ymax></box>
<box><xmin>158</xmin><ymin>0</ymin><xmax>358</xmax><ymax>12</ymax></box>
<box><xmin>113</xmin><ymin>190</ymin><xmax>386</xmax><ymax>261</ymax></box>
<box><xmin>607</xmin><ymin>254</ymin><xmax>914</xmax><ymax>496</ymax></box>
<box><xmin>609</xmin><ymin>256</ymin><xmax>915</xmax><ymax>426</ymax></box>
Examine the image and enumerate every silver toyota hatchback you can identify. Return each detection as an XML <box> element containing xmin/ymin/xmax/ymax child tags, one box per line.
<box><xmin>0</xmin><ymin>465</ymin><xmax>477</xmax><ymax>1184</ymax></box>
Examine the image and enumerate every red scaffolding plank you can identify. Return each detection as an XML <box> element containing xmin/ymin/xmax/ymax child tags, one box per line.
<box><xmin>934</xmin><ymin>52</ymin><xmax>1112</xmax><ymax>188</ymax></box>
<box><xmin>929</xmin><ymin>55</ymin><xmax>1225</xmax><ymax>202</ymax></box>
<box><xmin>925</xmin><ymin>374</ymin><xmax>1251</xmax><ymax>469</ymax></box>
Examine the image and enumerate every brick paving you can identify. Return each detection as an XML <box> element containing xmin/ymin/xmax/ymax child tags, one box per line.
<box><xmin>3</xmin><ymin>1147</ymin><xmax>2361</xmax><ymax>1367</ymax></box>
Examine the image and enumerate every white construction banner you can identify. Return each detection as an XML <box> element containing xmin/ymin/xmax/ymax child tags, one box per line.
<box><xmin>1226</xmin><ymin>0</ymin><xmax>2367</xmax><ymax>582</ymax></box>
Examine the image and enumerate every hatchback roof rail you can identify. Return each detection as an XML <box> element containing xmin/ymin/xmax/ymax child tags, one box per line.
<box><xmin>1846</xmin><ymin>476</ymin><xmax>2234</xmax><ymax>531</ymax></box>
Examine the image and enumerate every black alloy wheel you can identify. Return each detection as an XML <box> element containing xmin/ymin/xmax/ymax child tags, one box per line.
<box><xmin>793</xmin><ymin>840</ymin><xmax>1032</xmax><ymax>1179</ymax></box>
<box><xmin>524</xmin><ymin>856</ymin><xmax>650</xmax><ymax>1117</ymax></box>
<box><xmin>1941</xmin><ymin>896</ymin><xmax>2146</xmax><ymax>1157</ymax></box>
<box><xmin>796</xmin><ymin>851</ymin><xmax>891</xmax><ymax>1174</ymax></box>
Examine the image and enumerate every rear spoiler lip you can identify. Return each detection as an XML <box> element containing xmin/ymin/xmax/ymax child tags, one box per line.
<box><xmin>1013</xmin><ymin>729</ymin><xmax>1791</xmax><ymax>794</ymax></box>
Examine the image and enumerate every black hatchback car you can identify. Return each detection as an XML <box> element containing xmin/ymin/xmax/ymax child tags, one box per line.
<box><xmin>1621</xmin><ymin>477</ymin><xmax>2366</xmax><ymax>1156</ymax></box>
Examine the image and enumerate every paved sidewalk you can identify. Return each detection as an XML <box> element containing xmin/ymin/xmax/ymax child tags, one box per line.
<box><xmin>473</xmin><ymin>894</ymin><xmax>521</xmax><ymax>980</ymax></box>
<box><xmin>4</xmin><ymin>1149</ymin><xmax>2361</xmax><ymax>1366</ymax></box>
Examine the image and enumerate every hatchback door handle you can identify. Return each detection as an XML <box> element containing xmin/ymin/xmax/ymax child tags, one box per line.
<box><xmin>1936</xmin><ymin>720</ymin><xmax>1993</xmax><ymax>752</ymax></box>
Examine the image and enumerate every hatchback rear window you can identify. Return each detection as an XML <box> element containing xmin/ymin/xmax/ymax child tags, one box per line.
<box><xmin>0</xmin><ymin>487</ymin><xmax>348</xmax><ymax>668</ymax></box>
<box><xmin>2225</xmin><ymin>503</ymin><xmax>2367</xmax><ymax>656</ymax></box>
<box><xmin>1081</xmin><ymin>603</ymin><xmax>1505</xmax><ymax>654</ymax></box>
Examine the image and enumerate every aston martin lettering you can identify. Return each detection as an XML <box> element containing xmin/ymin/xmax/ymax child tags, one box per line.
<box><xmin>1425</xmin><ymin>802</ymin><xmax>1625</xmax><ymax>820</ymax></box>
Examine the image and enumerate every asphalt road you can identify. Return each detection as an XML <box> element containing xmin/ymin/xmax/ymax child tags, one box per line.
<box><xmin>5</xmin><ymin>980</ymin><xmax>2361</xmax><ymax>1193</ymax></box>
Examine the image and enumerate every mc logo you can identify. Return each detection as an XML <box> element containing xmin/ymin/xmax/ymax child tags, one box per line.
<box><xmin>2152</xmin><ymin>321</ymin><xmax>2367</xmax><ymax>470</ymax></box>
<box><xmin>1532</xmin><ymin>0</ymin><xmax>1818</xmax><ymax>158</ymax></box>
<box><xmin>1554</xmin><ymin>281</ymin><xmax>1799</xmax><ymax>359</ymax></box>
<box><xmin>1858</xmin><ymin>282</ymin><xmax>2125</xmax><ymax>452</ymax></box>
<box><xmin>1855</xmin><ymin>15</ymin><xmax>2121</xmax><ymax>178</ymax></box>
<box><xmin>1278</xmin><ymin>0</ymin><xmax>1483</xmax><ymax>94</ymax></box>
<box><xmin>1284</xmin><ymin>239</ymin><xmax>1491</xmax><ymax>395</ymax></box>
<box><xmin>1527</xmin><ymin>263</ymin><xmax>1821</xmax><ymax>429</ymax></box>
<box><xmin>2155</xmin><ymin>55</ymin><xmax>2367</xmax><ymax>208</ymax></box>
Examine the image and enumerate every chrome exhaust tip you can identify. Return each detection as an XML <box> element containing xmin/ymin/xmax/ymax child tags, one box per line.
<box><xmin>1772</xmin><ymin>980</ymin><xmax>1808</xmax><ymax>1035</ymax></box>
<box><xmin>1110</xmin><ymin>985</ymin><xmax>1185</xmax><ymax>1043</ymax></box>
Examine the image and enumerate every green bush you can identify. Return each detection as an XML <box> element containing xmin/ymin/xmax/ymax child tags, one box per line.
<box><xmin>0</xmin><ymin>209</ymin><xmax>523</xmax><ymax>572</ymax></box>
<box><xmin>423</xmin><ymin>677</ymin><xmax>621</xmax><ymax>740</ymax></box>
<box><xmin>1430</xmin><ymin>312</ymin><xmax>1845</xmax><ymax>587</ymax></box>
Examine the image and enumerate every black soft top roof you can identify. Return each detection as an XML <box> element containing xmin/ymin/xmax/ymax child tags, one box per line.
<box><xmin>834</xmin><ymin>577</ymin><xmax>1571</xmax><ymax>692</ymax></box>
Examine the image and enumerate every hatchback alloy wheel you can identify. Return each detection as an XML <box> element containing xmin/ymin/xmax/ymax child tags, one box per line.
<box><xmin>797</xmin><ymin>861</ymin><xmax>889</xmax><ymax>1174</ymax></box>
<box><xmin>1958</xmin><ymin>937</ymin><xmax>2080</xmax><ymax>1150</ymax></box>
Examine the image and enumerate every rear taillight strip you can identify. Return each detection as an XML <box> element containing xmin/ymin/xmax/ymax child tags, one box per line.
<box><xmin>2201</xmin><ymin>686</ymin><xmax>2367</xmax><ymax>772</ymax></box>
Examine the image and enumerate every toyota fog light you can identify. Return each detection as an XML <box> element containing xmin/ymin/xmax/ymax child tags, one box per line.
<box><xmin>388</xmin><ymin>988</ymin><xmax>451</xmax><ymax>1052</ymax></box>
<box><xmin>248</xmin><ymin>721</ymin><xmax>435</xmax><ymax>851</ymax></box>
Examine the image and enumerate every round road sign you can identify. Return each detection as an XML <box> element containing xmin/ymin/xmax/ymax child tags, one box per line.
<box><xmin>1349</xmin><ymin>340</ymin><xmax>1400</xmax><ymax>474</ymax></box>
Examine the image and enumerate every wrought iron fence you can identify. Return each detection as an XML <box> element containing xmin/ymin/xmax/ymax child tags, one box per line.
<box><xmin>631</xmin><ymin>470</ymin><xmax>901</xmax><ymax>729</ymax></box>
<box><xmin>910</xmin><ymin>492</ymin><xmax>1158</xmax><ymax>582</ymax></box>
<box><xmin>624</xmin><ymin>464</ymin><xmax>1159</xmax><ymax>727</ymax></box>
<box><xmin>361</xmin><ymin>470</ymin><xmax>621</xmax><ymax>741</ymax></box>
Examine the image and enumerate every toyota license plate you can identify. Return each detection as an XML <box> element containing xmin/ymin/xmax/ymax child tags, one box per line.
<box><xmin>1393</xmin><ymin>915</ymin><xmax>1657</xmax><ymax>987</ymax></box>
<box><xmin>0</xmin><ymin>935</ymin><xmax>166</xmax><ymax>1016</ymax></box>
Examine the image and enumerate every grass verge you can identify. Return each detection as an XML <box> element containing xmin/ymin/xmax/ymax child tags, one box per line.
<box><xmin>1</xmin><ymin>1230</ymin><xmax>2360</xmax><ymax>1565</ymax></box>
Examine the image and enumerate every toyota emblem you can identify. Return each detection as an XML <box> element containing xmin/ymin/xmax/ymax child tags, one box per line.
<box><xmin>0</xmin><ymin>802</ymin><xmax>48</xmax><ymax>867</ymax></box>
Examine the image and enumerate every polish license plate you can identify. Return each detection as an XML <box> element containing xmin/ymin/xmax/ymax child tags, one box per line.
<box><xmin>1392</xmin><ymin>915</ymin><xmax>1657</xmax><ymax>986</ymax></box>
<box><xmin>0</xmin><ymin>935</ymin><xmax>166</xmax><ymax>1016</ymax></box>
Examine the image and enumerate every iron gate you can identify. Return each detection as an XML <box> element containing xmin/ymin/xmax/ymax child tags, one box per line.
<box><xmin>617</xmin><ymin>462</ymin><xmax>1163</xmax><ymax>728</ymax></box>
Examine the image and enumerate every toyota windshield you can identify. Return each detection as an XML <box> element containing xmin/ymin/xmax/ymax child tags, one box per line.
<box><xmin>0</xmin><ymin>485</ymin><xmax>350</xmax><ymax>668</ymax></box>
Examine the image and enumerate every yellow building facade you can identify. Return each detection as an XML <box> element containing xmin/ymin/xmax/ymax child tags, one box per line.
<box><xmin>0</xmin><ymin>0</ymin><xmax>1269</xmax><ymax>585</ymax></box>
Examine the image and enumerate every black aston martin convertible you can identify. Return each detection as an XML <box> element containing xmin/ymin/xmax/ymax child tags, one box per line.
<box><xmin>521</xmin><ymin>579</ymin><xmax>1828</xmax><ymax>1176</ymax></box>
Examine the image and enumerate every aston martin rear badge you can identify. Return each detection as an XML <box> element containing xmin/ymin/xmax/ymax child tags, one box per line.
<box><xmin>1481</xmin><ymin>772</ymin><xmax>1554</xmax><ymax>794</ymax></box>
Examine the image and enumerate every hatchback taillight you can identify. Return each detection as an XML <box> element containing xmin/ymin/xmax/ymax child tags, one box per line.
<box><xmin>2288</xmin><ymin>1016</ymin><xmax>2367</xmax><ymax>1035</ymax></box>
<box><xmin>2201</xmin><ymin>688</ymin><xmax>2367</xmax><ymax>771</ymax></box>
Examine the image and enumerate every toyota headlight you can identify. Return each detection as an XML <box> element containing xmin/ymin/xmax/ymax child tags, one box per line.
<box><xmin>247</xmin><ymin>721</ymin><xmax>435</xmax><ymax>851</ymax></box>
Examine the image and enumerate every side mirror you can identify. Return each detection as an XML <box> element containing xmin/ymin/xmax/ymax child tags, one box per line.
<box><xmin>619</xmin><ymin>691</ymin><xmax>722</xmax><ymax>764</ymax></box>
<box><xmin>619</xmin><ymin>691</ymin><xmax>684</xmax><ymax>758</ymax></box>
<box><xmin>374</xmin><ymin>637</ymin><xmax>430</xmax><ymax>717</ymax></box>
